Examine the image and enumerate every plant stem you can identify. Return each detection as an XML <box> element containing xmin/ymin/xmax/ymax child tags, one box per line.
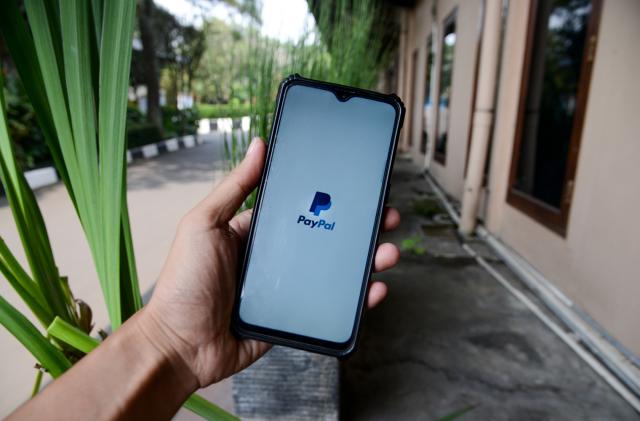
<box><xmin>31</xmin><ymin>368</ymin><xmax>43</xmax><ymax>397</ymax></box>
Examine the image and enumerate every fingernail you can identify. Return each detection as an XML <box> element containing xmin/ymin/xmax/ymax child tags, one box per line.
<box><xmin>246</xmin><ymin>138</ymin><xmax>261</xmax><ymax>157</ymax></box>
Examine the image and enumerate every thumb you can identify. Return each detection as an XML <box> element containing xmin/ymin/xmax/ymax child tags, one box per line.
<box><xmin>200</xmin><ymin>137</ymin><xmax>266</xmax><ymax>225</ymax></box>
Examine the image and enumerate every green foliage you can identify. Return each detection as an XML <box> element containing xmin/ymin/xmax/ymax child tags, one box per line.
<box><xmin>126</xmin><ymin>123</ymin><xmax>163</xmax><ymax>149</ymax></box>
<box><xmin>0</xmin><ymin>1</ymin><xmax>234</xmax><ymax>417</ymax></box>
<box><xmin>0</xmin><ymin>295</ymin><xmax>71</xmax><ymax>378</ymax></box>
<box><xmin>124</xmin><ymin>105</ymin><xmax>198</xmax><ymax>149</ymax></box>
<box><xmin>184</xmin><ymin>394</ymin><xmax>240</xmax><ymax>421</ymax></box>
<box><xmin>197</xmin><ymin>103</ymin><xmax>251</xmax><ymax>119</ymax></box>
<box><xmin>193</xmin><ymin>18</ymin><xmax>253</xmax><ymax>105</ymax></box>
<box><xmin>311</xmin><ymin>0</ymin><xmax>395</xmax><ymax>88</ymax></box>
<box><xmin>218</xmin><ymin>0</ymin><xmax>395</xmax><ymax>209</ymax></box>
<box><xmin>401</xmin><ymin>235</ymin><xmax>426</xmax><ymax>256</ymax></box>
<box><xmin>4</xmin><ymin>80</ymin><xmax>49</xmax><ymax>170</ymax></box>
<box><xmin>161</xmin><ymin>106</ymin><xmax>199</xmax><ymax>138</ymax></box>
<box><xmin>47</xmin><ymin>317</ymin><xmax>101</xmax><ymax>354</ymax></box>
<box><xmin>412</xmin><ymin>197</ymin><xmax>444</xmax><ymax>219</ymax></box>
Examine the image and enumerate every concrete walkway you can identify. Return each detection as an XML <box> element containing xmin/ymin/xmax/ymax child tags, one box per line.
<box><xmin>2</xmin><ymin>138</ymin><xmax>638</xmax><ymax>419</ymax></box>
<box><xmin>341</xmin><ymin>158</ymin><xmax>638</xmax><ymax>420</ymax></box>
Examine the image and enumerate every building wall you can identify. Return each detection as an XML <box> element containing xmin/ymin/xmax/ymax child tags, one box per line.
<box><xmin>485</xmin><ymin>0</ymin><xmax>640</xmax><ymax>354</ymax></box>
<box><xmin>396</xmin><ymin>0</ymin><xmax>640</xmax><ymax>354</ymax></box>
<box><xmin>401</xmin><ymin>0</ymin><xmax>482</xmax><ymax>199</ymax></box>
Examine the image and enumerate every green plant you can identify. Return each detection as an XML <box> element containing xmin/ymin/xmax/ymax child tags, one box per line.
<box><xmin>401</xmin><ymin>235</ymin><xmax>426</xmax><ymax>255</ymax></box>
<box><xmin>197</xmin><ymin>103</ymin><xmax>251</xmax><ymax>119</ymax></box>
<box><xmin>0</xmin><ymin>1</ymin><xmax>232</xmax><ymax>418</ymax></box>
<box><xmin>162</xmin><ymin>105</ymin><xmax>199</xmax><ymax>137</ymax></box>
<box><xmin>412</xmin><ymin>197</ymin><xmax>444</xmax><ymax>219</ymax></box>
<box><xmin>5</xmin><ymin>79</ymin><xmax>50</xmax><ymax>170</ymax></box>
<box><xmin>126</xmin><ymin>123</ymin><xmax>163</xmax><ymax>149</ymax></box>
<box><xmin>222</xmin><ymin>0</ymin><xmax>395</xmax><ymax>209</ymax></box>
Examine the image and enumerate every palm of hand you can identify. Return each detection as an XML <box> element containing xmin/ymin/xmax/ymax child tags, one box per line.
<box><xmin>147</xmin><ymin>209</ymin><xmax>267</xmax><ymax>387</ymax></box>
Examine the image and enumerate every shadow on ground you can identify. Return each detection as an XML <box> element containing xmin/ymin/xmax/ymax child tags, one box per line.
<box><xmin>341</xmin><ymin>158</ymin><xmax>637</xmax><ymax>421</ymax></box>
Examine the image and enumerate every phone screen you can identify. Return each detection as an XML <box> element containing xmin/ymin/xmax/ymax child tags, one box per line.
<box><xmin>238</xmin><ymin>84</ymin><xmax>398</xmax><ymax>344</ymax></box>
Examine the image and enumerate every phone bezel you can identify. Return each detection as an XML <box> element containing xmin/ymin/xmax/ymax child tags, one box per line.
<box><xmin>231</xmin><ymin>74</ymin><xmax>405</xmax><ymax>357</ymax></box>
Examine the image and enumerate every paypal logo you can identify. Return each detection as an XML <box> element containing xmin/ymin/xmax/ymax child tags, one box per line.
<box><xmin>296</xmin><ymin>191</ymin><xmax>335</xmax><ymax>231</ymax></box>
<box><xmin>309</xmin><ymin>191</ymin><xmax>332</xmax><ymax>216</ymax></box>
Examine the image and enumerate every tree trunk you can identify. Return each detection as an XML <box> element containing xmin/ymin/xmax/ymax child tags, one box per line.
<box><xmin>138</xmin><ymin>0</ymin><xmax>163</xmax><ymax>135</ymax></box>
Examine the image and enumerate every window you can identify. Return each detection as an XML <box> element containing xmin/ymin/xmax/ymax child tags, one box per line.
<box><xmin>507</xmin><ymin>0</ymin><xmax>602</xmax><ymax>235</ymax></box>
<box><xmin>434</xmin><ymin>11</ymin><xmax>457</xmax><ymax>165</ymax></box>
<box><xmin>421</xmin><ymin>35</ymin><xmax>435</xmax><ymax>155</ymax></box>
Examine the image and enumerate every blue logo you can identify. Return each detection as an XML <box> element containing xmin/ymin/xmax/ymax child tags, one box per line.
<box><xmin>309</xmin><ymin>191</ymin><xmax>331</xmax><ymax>216</ymax></box>
<box><xmin>296</xmin><ymin>191</ymin><xmax>335</xmax><ymax>231</ymax></box>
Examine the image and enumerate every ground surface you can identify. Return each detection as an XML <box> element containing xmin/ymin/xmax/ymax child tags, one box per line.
<box><xmin>1</xmin><ymin>138</ymin><xmax>637</xmax><ymax>419</ymax></box>
<box><xmin>341</xmin><ymin>158</ymin><xmax>638</xmax><ymax>420</ymax></box>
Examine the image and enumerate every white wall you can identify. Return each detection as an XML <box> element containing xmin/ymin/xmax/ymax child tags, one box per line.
<box><xmin>402</xmin><ymin>0</ymin><xmax>482</xmax><ymax>200</ymax></box>
<box><xmin>486</xmin><ymin>0</ymin><xmax>640</xmax><ymax>354</ymax></box>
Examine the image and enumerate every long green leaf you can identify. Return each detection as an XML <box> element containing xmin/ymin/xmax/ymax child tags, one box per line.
<box><xmin>97</xmin><ymin>0</ymin><xmax>137</xmax><ymax>328</ymax></box>
<box><xmin>0</xmin><ymin>238</ymin><xmax>47</xmax><ymax>308</ymax></box>
<box><xmin>23</xmin><ymin>1</ymin><xmax>100</xmax><ymax>277</ymax></box>
<box><xmin>60</xmin><ymin>0</ymin><xmax>100</xmax><ymax>250</ymax></box>
<box><xmin>47</xmin><ymin>316</ymin><xmax>100</xmax><ymax>354</ymax></box>
<box><xmin>0</xmin><ymin>242</ymin><xmax>52</xmax><ymax>326</ymax></box>
<box><xmin>0</xmin><ymin>295</ymin><xmax>71</xmax><ymax>378</ymax></box>
<box><xmin>184</xmin><ymin>394</ymin><xmax>239</xmax><ymax>421</ymax></box>
<box><xmin>0</xmin><ymin>72</ymin><xmax>73</xmax><ymax>324</ymax></box>
<box><xmin>119</xmin><ymin>180</ymin><xmax>142</xmax><ymax>318</ymax></box>
<box><xmin>23</xmin><ymin>0</ymin><xmax>83</xmax><ymax>203</ymax></box>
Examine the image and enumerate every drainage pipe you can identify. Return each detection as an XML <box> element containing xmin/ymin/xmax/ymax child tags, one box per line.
<box><xmin>458</xmin><ymin>0</ymin><xmax>502</xmax><ymax>235</ymax></box>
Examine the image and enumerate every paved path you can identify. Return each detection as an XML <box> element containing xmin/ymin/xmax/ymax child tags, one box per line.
<box><xmin>341</xmin><ymin>158</ymin><xmax>638</xmax><ymax>420</ymax></box>
<box><xmin>2</xmin><ymin>141</ymin><xmax>638</xmax><ymax>419</ymax></box>
<box><xmin>0</xmin><ymin>134</ymin><xmax>233</xmax><ymax>416</ymax></box>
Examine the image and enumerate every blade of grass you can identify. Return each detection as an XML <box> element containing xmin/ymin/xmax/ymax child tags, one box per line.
<box><xmin>184</xmin><ymin>394</ymin><xmax>239</xmax><ymax>421</ymax></box>
<box><xmin>47</xmin><ymin>316</ymin><xmax>100</xmax><ymax>354</ymax></box>
<box><xmin>97</xmin><ymin>0</ymin><xmax>137</xmax><ymax>328</ymax></box>
<box><xmin>0</xmin><ymin>294</ymin><xmax>71</xmax><ymax>378</ymax></box>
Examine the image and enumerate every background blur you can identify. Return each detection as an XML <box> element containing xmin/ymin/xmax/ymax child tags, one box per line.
<box><xmin>1</xmin><ymin>0</ymin><xmax>639</xmax><ymax>419</ymax></box>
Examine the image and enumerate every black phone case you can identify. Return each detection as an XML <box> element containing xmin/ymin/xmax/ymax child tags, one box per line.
<box><xmin>231</xmin><ymin>74</ymin><xmax>405</xmax><ymax>357</ymax></box>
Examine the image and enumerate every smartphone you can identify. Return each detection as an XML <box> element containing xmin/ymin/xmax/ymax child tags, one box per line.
<box><xmin>232</xmin><ymin>74</ymin><xmax>404</xmax><ymax>357</ymax></box>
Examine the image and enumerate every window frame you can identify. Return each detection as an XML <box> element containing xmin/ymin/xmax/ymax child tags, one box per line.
<box><xmin>420</xmin><ymin>34</ymin><xmax>434</xmax><ymax>155</ymax></box>
<box><xmin>409</xmin><ymin>48</ymin><xmax>419</xmax><ymax>149</ymax></box>
<box><xmin>506</xmin><ymin>0</ymin><xmax>603</xmax><ymax>236</ymax></box>
<box><xmin>433</xmin><ymin>8</ymin><xmax>458</xmax><ymax>166</ymax></box>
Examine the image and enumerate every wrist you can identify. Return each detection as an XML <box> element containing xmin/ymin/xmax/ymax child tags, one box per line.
<box><xmin>132</xmin><ymin>307</ymin><xmax>200</xmax><ymax>395</ymax></box>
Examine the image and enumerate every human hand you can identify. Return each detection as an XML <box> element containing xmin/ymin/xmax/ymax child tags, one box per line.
<box><xmin>140</xmin><ymin>137</ymin><xmax>401</xmax><ymax>389</ymax></box>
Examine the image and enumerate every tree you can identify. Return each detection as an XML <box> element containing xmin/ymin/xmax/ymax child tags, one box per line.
<box><xmin>135</xmin><ymin>0</ymin><xmax>259</xmax><ymax>130</ymax></box>
<box><xmin>163</xmin><ymin>23</ymin><xmax>206</xmax><ymax>108</ymax></box>
<box><xmin>137</xmin><ymin>0</ymin><xmax>164</xmax><ymax>135</ymax></box>
<box><xmin>193</xmin><ymin>18</ymin><xmax>252</xmax><ymax>105</ymax></box>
